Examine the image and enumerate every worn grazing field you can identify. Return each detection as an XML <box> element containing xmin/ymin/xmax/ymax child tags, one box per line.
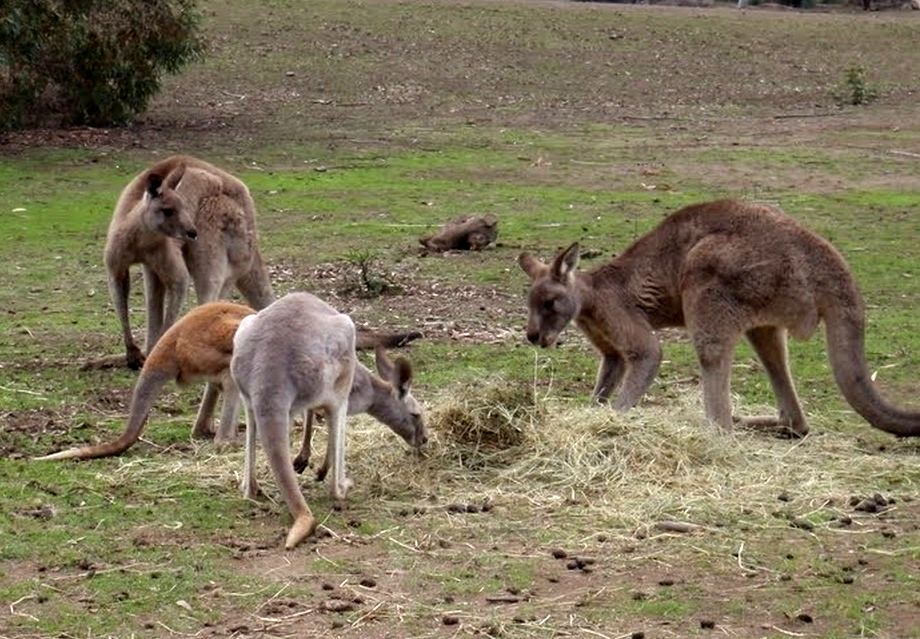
<box><xmin>1</xmin><ymin>0</ymin><xmax>919</xmax><ymax>637</ymax></box>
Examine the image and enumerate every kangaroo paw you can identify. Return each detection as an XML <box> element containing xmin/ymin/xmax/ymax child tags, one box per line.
<box><xmin>239</xmin><ymin>478</ymin><xmax>263</xmax><ymax>501</ymax></box>
<box><xmin>315</xmin><ymin>463</ymin><xmax>328</xmax><ymax>483</ymax></box>
<box><xmin>293</xmin><ymin>454</ymin><xmax>310</xmax><ymax>475</ymax></box>
<box><xmin>126</xmin><ymin>346</ymin><xmax>145</xmax><ymax>371</ymax></box>
<box><xmin>285</xmin><ymin>513</ymin><xmax>317</xmax><ymax>549</ymax></box>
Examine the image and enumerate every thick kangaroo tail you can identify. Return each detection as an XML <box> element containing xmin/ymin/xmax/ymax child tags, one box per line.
<box><xmin>237</xmin><ymin>250</ymin><xmax>275</xmax><ymax>310</ymax></box>
<box><xmin>355</xmin><ymin>329</ymin><xmax>423</xmax><ymax>350</ymax></box>
<box><xmin>824</xmin><ymin>306</ymin><xmax>920</xmax><ymax>437</ymax></box>
<box><xmin>34</xmin><ymin>370</ymin><xmax>174</xmax><ymax>460</ymax></box>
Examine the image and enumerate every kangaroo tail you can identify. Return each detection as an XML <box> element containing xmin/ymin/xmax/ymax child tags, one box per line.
<box><xmin>824</xmin><ymin>304</ymin><xmax>920</xmax><ymax>437</ymax></box>
<box><xmin>34</xmin><ymin>369</ymin><xmax>173</xmax><ymax>461</ymax></box>
<box><xmin>237</xmin><ymin>250</ymin><xmax>275</xmax><ymax>310</ymax></box>
<box><xmin>355</xmin><ymin>329</ymin><xmax>423</xmax><ymax>351</ymax></box>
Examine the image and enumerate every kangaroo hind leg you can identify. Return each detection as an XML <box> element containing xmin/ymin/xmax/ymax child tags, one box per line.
<box><xmin>738</xmin><ymin>326</ymin><xmax>809</xmax><ymax>437</ymax></box>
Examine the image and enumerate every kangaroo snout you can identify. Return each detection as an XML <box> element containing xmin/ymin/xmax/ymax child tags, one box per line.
<box><xmin>526</xmin><ymin>329</ymin><xmax>540</xmax><ymax>345</ymax></box>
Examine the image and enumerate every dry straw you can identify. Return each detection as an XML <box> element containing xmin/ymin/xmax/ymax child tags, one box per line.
<box><xmin>120</xmin><ymin>377</ymin><xmax>918</xmax><ymax>533</ymax></box>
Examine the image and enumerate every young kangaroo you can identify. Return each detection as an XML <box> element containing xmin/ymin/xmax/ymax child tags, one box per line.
<box><xmin>35</xmin><ymin>300</ymin><xmax>423</xmax><ymax>462</ymax></box>
<box><xmin>519</xmin><ymin>199</ymin><xmax>920</xmax><ymax>438</ymax></box>
<box><xmin>291</xmin><ymin>345</ymin><xmax>426</xmax><ymax>478</ymax></box>
<box><xmin>104</xmin><ymin>155</ymin><xmax>274</xmax><ymax>370</ymax></box>
<box><xmin>231</xmin><ymin>292</ymin><xmax>377</xmax><ymax>548</ymax></box>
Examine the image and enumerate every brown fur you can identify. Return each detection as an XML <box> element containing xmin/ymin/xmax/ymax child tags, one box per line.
<box><xmin>104</xmin><ymin>155</ymin><xmax>274</xmax><ymax>370</ymax></box>
<box><xmin>519</xmin><ymin>199</ymin><xmax>920</xmax><ymax>437</ymax></box>
<box><xmin>35</xmin><ymin>302</ymin><xmax>255</xmax><ymax>461</ymax></box>
<box><xmin>420</xmin><ymin>215</ymin><xmax>498</xmax><ymax>252</ymax></box>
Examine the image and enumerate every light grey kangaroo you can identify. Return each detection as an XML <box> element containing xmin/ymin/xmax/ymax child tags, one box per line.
<box><xmin>230</xmin><ymin>292</ymin><xmax>426</xmax><ymax>549</ymax></box>
<box><xmin>104</xmin><ymin>155</ymin><xmax>273</xmax><ymax>370</ymax></box>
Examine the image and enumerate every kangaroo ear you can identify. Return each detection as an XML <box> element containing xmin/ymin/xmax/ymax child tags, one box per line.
<box><xmin>163</xmin><ymin>163</ymin><xmax>186</xmax><ymax>191</ymax></box>
<box><xmin>374</xmin><ymin>345</ymin><xmax>395</xmax><ymax>380</ymax></box>
<box><xmin>551</xmin><ymin>243</ymin><xmax>580</xmax><ymax>282</ymax></box>
<box><xmin>393</xmin><ymin>357</ymin><xmax>413</xmax><ymax>398</ymax></box>
<box><xmin>518</xmin><ymin>252</ymin><xmax>547</xmax><ymax>280</ymax></box>
<box><xmin>146</xmin><ymin>173</ymin><xmax>164</xmax><ymax>198</ymax></box>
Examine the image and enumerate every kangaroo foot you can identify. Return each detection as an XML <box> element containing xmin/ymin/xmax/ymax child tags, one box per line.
<box><xmin>239</xmin><ymin>477</ymin><xmax>263</xmax><ymax>500</ymax></box>
<box><xmin>293</xmin><ymin>453</ymin><xmax>310</xmax><ymax>475</ymax></box>
<box><xmin>331</xmin><ymin>476</ymin><xmax>354</xmax><ymax>501</ymax></box>
<box><xmin>126</xmin><ymin>345</ymin><xmax>145</xmax><ymax>371</ymax></box>
<box><xmin>734</xmin><ymin>415</ymin><xmax>809</xmax><ymax>438</ymax></box>
<box><xmin>315</xmin><ymin>463</ymin><xmax>328</xmax><ymax>483</ymax></box>
<box><xmin>285</xmin><ymin>512</ymin><xmax>317</xmax><ymax>549</ymax></box>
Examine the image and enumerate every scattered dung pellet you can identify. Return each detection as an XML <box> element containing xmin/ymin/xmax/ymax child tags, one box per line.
<box><xmin>700</xmin><ymin>619</ymin><xmax>716</xmax><ymax>629</ymax></box>
<box><xmin>881</xmin><ymin>529</ymin><xmax>896</xmax><ymax>539</ymax></box>
<box><xmin>796</xmin><ymin>613</ymin><xmax>814</xmax><ymax>623</ymax></box>
<box><xmin>551</xmin><ymin>548</ymin><xmax>568</xmax><ymax>559</ymax></box>
<box><xmin>442</xmin><ymin>615</ymin><xmax>460</xmax><ymax>626</ymax></box>
<box><xmin>438</xmin><ymin>539</ymin><xmax>451</xmax><ymax>549</ymax></box>
<box><xmin>632</xmin><ymin>591</ymin><xmax>649</xmax><ymax>601</ymax></box>
<box><xmin>840</xmin><ymin>575</ymin><xmax>855</xmax><ymax>585</ymax></box>
<box><xmin>330</xmin><ymin>620</ymin><xmax>344</xmax><ymax>629</ymax></box>
<box><xmin>321</xmin><ymin>583</ymin><xmax>335</xmax><ymax>591</ymax></box>
<box><xmin>791</xmin><ymin>518</ymin><xmax>814</xmax><ymax>531</ymax></box>
<box><xmin>352</xmin><ymin>596</ymin><xmax>364</xmax><ymax>604</ymax></box>
<box><xmin>347</xmin><ymin>519</ymin><xmax>361</xmax><ymax>528</ymax></box>
<box><xmin>849</xmin><ymin>495</ymin><xmax>861</xmax><ymax>506</ymax></box>
<box><xmin>465</xmin><ymin>504</ymin><xmax>481</xmax><ymax>514</ymax></box>
<box><xmin>658</xmin><ymin>578</ymin><xmax>675</xmax><ymax>586</ymax></box>
<box><xmin>872</xmin><ymin>493</ymin><xmax>887</xmax><ymax>506</ymax></box>
<box><xmin>566</xmin><ymin>560</ymin><xmax>579</xmax><ymax>571</ymax></box>
<box><xmin>446</xmin><ymin>503</ymin><xmax>467</xmax><ymax>514</ymax></box>
<box><xmin>785</xmin><ymin>553</ymin><xmax>795</xmax><ymax>560</ymax></box>
<box><xmin>777</xmin><ymin>491</ymin><xmax>792</xmax><ymax>502</ymax></box>
<box><xmin>597</xmin><ymin>534</ymin><xmax>608</xmax><ymax>542</ymax></box>
<box><xmin>398</xmin><ymin>509</ymin><xmax>410</xmax><ymax>517</ymax></box>
<box><xmin>837</xmin><ymin>515</ymin><xmax>853</xmax><ymax>526</ymax></box>
<box><xmin>547</xmin><ymin>576</ymin><xmax>559</xmax><ymax>583</ymax></box>
<box><xmin>513</xmin><ymin>616</ymin><xmax>525</xmax><ymax>624</ymax></box>
<box><xmin>413</xmin><ymin>506</ymin><xmax>426</xmax><ymax>515</ymax></box>
<box><xmin>359</xmin><ymin>578</ymin><xmax>377</xmax><ymax>588</ymax></box>
<box><xmin>780</xmin><ymin>574</ymin><xmax>792</xmax><ymax>582</ymax></box>
<box><xmin>481</xmin><ymin>502</ymin><xmax>494</xmax><ymax>512</ymax></box>
<box><xmin>322</xmin><ymin>599</ymin><xmax>355</xmax><ymax>613</ymax></box>
<box><xmin>631</xmin><ymin>632</ymin><xmax>645</xmax><ymax>639</ymax></box>
<box><xmin>858</xmin><ymin>558</ymin><xmax>869</xmax><ymax>566</ymax></box>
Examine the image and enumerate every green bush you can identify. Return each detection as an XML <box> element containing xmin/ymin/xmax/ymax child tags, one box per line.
<box><xmin>0</xmin><ymin>0</ymin><xmax>203</xmax><ymax>130</ymax></box>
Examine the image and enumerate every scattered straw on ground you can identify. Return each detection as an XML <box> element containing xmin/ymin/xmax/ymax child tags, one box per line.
<box><xmin>117</xmin><ymin>377</ymin><xmax>919</xmax><ymax>536</ymax></box>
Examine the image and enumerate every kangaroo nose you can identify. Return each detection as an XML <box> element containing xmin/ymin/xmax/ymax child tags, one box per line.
<box><xmin>186</xmin><ymin>229</ymin><xmax>198</xmax><ymax>240</ymax></box>
<box><xmin>526</xmin><ymin>330</ymin><xmax>539</xmax><ymax>345</ymax></box>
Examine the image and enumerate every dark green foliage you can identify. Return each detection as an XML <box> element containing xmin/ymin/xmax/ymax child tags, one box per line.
<box><xmin>0</xmin><ymin>0</ymin><xmax>203</xmax><ymax>130</ymax></box>
<box><xmin>835</xmin><ymin>65</ymin><xmax>879</xmax><ymax>106</ymax></box>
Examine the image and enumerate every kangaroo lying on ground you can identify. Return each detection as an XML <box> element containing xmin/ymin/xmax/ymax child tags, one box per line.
<box><xmin>104</xmin><ymin>155</ymin><xmax>274</xmax><ymax>371</ymax></box>
<box><xmin>231</xmin><ymin>292</ymin><xmax>426</xmax><ymax>549</ymax></box>
<box><xmin>519</xmin><ymin>199</ymin><xmax>920</xmax><ymax>437</ymax></box>
<box><xmin>35</xmin><ymin>302</ymin><xmax>423</xmax><ymax>461</ymax></box>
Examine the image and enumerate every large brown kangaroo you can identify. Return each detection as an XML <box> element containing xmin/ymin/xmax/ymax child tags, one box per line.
<box><xmin>519</xmin><ymin>199</ymin><xmax>920</xmax><ymax>438</ymax></box>
<box><xmin>104</xmin><ymin>155</ymin><xmax>274</xmax><ymax>371</ymax></box>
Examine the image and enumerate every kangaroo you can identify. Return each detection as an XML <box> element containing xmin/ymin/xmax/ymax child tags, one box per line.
<box><xmin>35</xmin><ymin>301</ymin><xmax>423</xmax><ymax>462</ymax></box>
<box><xmin>231</xmin><ymin>292</ymin><xmax>422</xmax><ymax>549</ymax></box>
<box><xmin>519</xmin><ymin>199</ymin><xmax>920</xmax><ymax>438</ymax></box>
<box><xmin>35</xmin><ymin>302</ymin><xmax>254</xmax><ymax>461</ymax></box>
<box><xmin>291</xmin><ymin>345</ymin><xmax>426</xmax><ymax>478</ymax></box>
<box><xmin>104</xmin><ymin>155</ymin><xmax>274</xmax><ymax>371</ymax></box>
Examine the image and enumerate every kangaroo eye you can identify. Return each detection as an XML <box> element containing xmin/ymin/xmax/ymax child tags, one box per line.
<box><xmin>162</xmin><ymin>208</ymin><xmax>174</xmax><ymax>217</ymax></box>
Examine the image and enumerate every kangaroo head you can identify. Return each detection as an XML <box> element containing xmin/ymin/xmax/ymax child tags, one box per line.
<box><xmin>518</xmin><ymin>242</ymin><xmax>581</xmax><ymax>348</ymax></box>
<box><xmin>143</xmin><ymin>165</ymin><xmax>198</xmax><ymax>241</ymax></box>
<box><xmin>375</xmin><ymin>346</ymin><xmax>427</xmax><ymax>448</ymax></box>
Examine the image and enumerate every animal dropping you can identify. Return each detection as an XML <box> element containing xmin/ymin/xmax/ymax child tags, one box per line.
<box><xmin>519</xmin><ymin>199</ymin><xmax>920</xmax><ymax>437</ymax></box>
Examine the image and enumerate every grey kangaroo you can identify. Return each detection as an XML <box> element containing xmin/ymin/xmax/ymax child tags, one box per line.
<box><xmin>104</xmin><ymin>155</ymin><xmax>273</xmax><ymax>370</ymax></box>
<box><xmin>231</xmin><ymin>292</ymin><xmax>426</xmax><ymax>549</ymax></box>
<box><xmin>519</xmin><ymin>199</ymin><xmax>920</xmax><ymax>438</ymax></box>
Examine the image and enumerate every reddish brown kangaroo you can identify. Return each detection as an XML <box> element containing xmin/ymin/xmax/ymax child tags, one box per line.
<box><xmin>519</xmin><ymin>199</ymin><xmax>920</xmax><ymax>437</ymax></box>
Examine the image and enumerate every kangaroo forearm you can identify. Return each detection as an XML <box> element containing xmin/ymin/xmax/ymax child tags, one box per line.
<box><xmin>612</xmin><ymin>355</ymin><xmax>661</xmax><ymax>411</ymax></box>
<box><xmin>593</xmin><ymin>354</ymin><xmax>626</xmax><ymax>402</ymax></box>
